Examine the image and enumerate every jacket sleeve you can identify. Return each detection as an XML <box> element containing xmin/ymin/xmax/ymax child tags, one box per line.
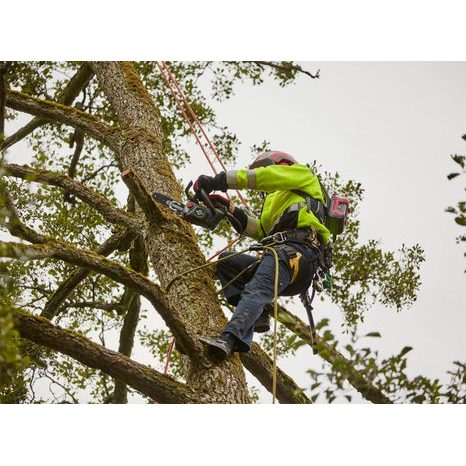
<box><xmin>231</xmin><ymin>207</ymin><xmax>264</xmax><ymax>240</ymax></box>
<box><xmin>225</xmin><ymin>164</ymin><xmax>313</xmax><ymax>192</ymax></box>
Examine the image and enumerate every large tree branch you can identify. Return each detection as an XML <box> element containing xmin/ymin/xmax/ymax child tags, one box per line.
<box><xmin>14</xmin><ymin>311</ymin><xmax>198</xmax><ymax>403</ymax></box>
<box><xmin>0</xmin><ymin>239</ymin><xmax>203</xmax><ymax>359</ymax></box>
<box><xmin>4</xmin><ymin>90</ymin><xmax>117</xmax><ymax>147</ymax></box>
<box><xmin>42</xmin><ymin>228</ymin><xmax>135</xmax><ymax>319</ymax></box>
<box><xmin>240</xmin><ymin>343</ymin><xmax>311</xmax><ymax>404</ymax></box>
<box><xmin>1</xmin><ymin>63</ymin><xmax>94</xmax><ymax>152</ymax></box>
<box><xmin>277</xmin><ymin>305</ymin><xmax>392</xmax><ymax>404</ymax></box>
<box><xmin>2</xmin><ymin>163</ymin><xmax>142</xmax><ymax>233</ymax></box>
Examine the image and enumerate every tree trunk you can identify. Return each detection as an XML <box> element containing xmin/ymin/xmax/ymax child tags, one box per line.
<box><xmin>91</xmin><ymin>61</ymin><xmax>249</xmax><ymax>403</ymax></box>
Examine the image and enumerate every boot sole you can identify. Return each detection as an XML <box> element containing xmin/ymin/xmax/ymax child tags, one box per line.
<box><xmin>254</xmin><ymin>324</ymin><xmax>271</xmax><ymax>333</ymax></box>
<box><xmin>199</xmin><ymin>336</ymin><xmax>231</xmax><ymax>361</ymax></box>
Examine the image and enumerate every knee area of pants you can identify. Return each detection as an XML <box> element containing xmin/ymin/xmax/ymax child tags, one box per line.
<box><xmin>219</xmin><ymin>251</ymin><xmax>234</xmax><ymax>260</ymax></box>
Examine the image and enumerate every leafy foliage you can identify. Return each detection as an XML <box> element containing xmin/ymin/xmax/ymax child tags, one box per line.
<box><xmin>307</xmin><ymin>321</ymin><xmax>466</xmax><ymax>403</ymax></box>
<box><xmin>446</xmin><ymin>144</ymin><xmax>466</xmax><ymax>270</ymax></box>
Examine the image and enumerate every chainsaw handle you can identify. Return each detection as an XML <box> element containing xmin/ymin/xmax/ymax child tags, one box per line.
<box><xmin>187</xmin><ymin>180</ymin><xmax>216</xmax><ymax>215</ymax></box>
<box><xmin>185</xmin><ymin>181</ymin><xmax>195</xmax><ymax>201</ymax></box>
<box><xmin>200</xmin><ymin>189</ymin><xmax>216</xmax><ymax>214</ymax></box>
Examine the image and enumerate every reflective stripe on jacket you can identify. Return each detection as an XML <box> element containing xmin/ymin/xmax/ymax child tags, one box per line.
<box><xmin>226</xmin><ymin>164</ymin><xmax>331</xmax><ymax>244</ymax></box>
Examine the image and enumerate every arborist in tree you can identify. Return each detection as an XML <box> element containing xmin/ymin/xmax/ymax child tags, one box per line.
<box><xmin>193</xmin><ymin>151</ymin><xmax>343</xmax><ymax>360</ymax></box>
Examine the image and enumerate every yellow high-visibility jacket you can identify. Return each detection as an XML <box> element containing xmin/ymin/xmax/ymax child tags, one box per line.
<box><xmin>226</xmin><ymin>164</ymin><xmax>330</xmax><ymax>244</ymax></box>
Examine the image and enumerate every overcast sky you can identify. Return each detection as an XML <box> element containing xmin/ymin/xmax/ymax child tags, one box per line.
<box><xmin>3</xmin><ymin>62</ymin><xmax>465</xmax><ymax>403</ymax></box>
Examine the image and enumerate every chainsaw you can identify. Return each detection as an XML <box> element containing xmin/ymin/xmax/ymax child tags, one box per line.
<box><xmin>152</xmin><ymin>181</ymin><xmax>241</xmax><ymax>231</ymax></box>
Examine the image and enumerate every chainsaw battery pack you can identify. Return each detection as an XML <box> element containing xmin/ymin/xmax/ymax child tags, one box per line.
<box><xmin>325</xmin><ymin>195</ymin><xmax>349</xmax><ymax>237</ymax></box>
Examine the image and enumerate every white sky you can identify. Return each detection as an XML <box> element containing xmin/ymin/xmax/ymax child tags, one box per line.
<box><xmin>3</xmin><ymin>62</ymin><xmax>465</xmax><ymax>403</ymax></box>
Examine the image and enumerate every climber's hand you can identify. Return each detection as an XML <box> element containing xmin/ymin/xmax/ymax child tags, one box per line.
<box><xmin>208</xmin><ymin>194</ymin><xmax>232</xmax><ymax>211</ymax></box>
<box><xmin>193</xmin><ymin>172</ymin><xmax>228</xmax><ymax>196</ymax></box>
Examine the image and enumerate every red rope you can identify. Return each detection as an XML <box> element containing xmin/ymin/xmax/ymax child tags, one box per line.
<box><xmin>163</xmin><ymin>338</ymin><xmax>176</xmax><ymax>375</ymax></box>
<box><xmin>155</xmin><ymin>61</ymin><xmax>249</xmax><ymax>374</ymax></box>
<box><xmin>156</xmin><ymin>62</ymin><xmax>218</xmax><ymax>176</ymax></box>
<box><xmin>156</xmin><ymin>61</ymin><xmax>251</xmax><ymax>211</ymax></box>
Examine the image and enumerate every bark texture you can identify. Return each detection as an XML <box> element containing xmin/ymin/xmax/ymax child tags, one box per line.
<box><xmin>241</xmin><ymin>343</ymin><xmax>311</xmax><ymax>404</ymax></box>
<box><xmin>91</xmin><ymin>61</ymin><xmax>249</xmax><ymax>403</ymax></box>
<box><xmin>5</xmin><ymin>90</ymin><xmax>116</xmax><ymax>146</ymax></box>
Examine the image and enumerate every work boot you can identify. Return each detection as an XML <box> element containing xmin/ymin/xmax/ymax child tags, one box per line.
<box><xmin>254</xmin><ymin>303</ymin><xmax>273</xmax><ymax>333</ymax></box>
<box><xmin>199</xmin><ymin>333</ymin><xmax>236</xmax><ymax>360</ymax></box>
<box><xmin>253</xmin><ymin>313</ymin><xmax>271</xmax><ymax>333</ymax></box>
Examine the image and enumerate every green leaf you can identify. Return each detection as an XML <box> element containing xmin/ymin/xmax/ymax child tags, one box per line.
<box><xmin>454</xmin><ymin>215</ymin><xmax>466</xmax><ymax>226</ymax></box>
<box><xmin>399</xmin><ymin>346</ymin><xmax>413</xmax><ymax>357</ymax></box>
<box><xmin>452</xmin><ymin>154</ymin><xmax>465</xmax><ymax>168</ymax></box>
<box><xmin>316</xmin><ymin>318</ymin><xmax>329</xmax><ymax>331</ymax></box>
<box><xmin>447</xmin><ymin>173</ymin><xmax>460</xmax><ymax>180</ymax></box>
<box><xmin>365</xmin><ymin>332</ymin><xmax>382</xmax><ymax>338</ymax></box>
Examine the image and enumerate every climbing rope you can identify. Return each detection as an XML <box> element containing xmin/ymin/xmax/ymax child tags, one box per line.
<box><xmin>165</xmin><ymin>242</ymin><xmax>281</xmax><ymax>404</ymax></box>
<box><xmin>155</xmin><ymin>61</ymin><xmax>251</xmax><ymax>210</ymax></box>
<box><xmin>262</xmin><ymin>246</ymin><xmax>280</xmax><ymax>404</ymax></box>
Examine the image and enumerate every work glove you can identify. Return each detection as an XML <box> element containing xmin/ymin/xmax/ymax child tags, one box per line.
<box><xmin>193</xmin><ymin>172</ymin><xmax>228</xmax><ymax>196</ymax></box>
<box><xmin>208</xmin><ymin>194</ymin><xmax>231</xmax><ymax>209</ymax></box>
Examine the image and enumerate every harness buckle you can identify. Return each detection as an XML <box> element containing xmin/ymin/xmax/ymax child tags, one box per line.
<box><xmin>272</xmin><ymin>231</ymin><xmax>287</xmax><ymax>244</ymax></box>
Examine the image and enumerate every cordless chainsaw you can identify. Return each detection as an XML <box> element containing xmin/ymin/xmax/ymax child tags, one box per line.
<box><xmin>152</xmin><ymin>181</ymin><xmax>241</xmax><ymax>231</ymax></box>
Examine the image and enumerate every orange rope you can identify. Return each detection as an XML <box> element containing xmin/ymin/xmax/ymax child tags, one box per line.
<box><xmin>155</xmin><ymin>61</ymin><xmax>251</xmax><ymax>211</ymax></box>
<box><xmin>156</xmin><ymin>61</ymin><xmax>250</xmax><ymax>373</ymax></box>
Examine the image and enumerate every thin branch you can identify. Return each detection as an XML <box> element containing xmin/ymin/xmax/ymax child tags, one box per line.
<box><xmin>247</xmin><ymin>61</ymin><xmax>320</xmax><ymax>80</ymax></box>
<box><xmin>64</xmin><ymin>120</ymin><xmax>85</xmax><ymax>203</ymax></box>
<box><xmin>44</xmin><ymin>373</ymin><xmax>79</xmax><ymax>404</ymax></box>
<box><xmin>1</xmin><ymin>63</ymin><xmax>94</xmax><ymax>152</ymax></box>
<box><xmin>0</xmin><ymin>63</ymin><xmax>10</xmax><ymax>142</ymax></box>
<box><xmin>81</xmin><ymin>163</ymin><xmax>118</xmax><ymax>184</ymax></box>
<box><xmin>277</xmin><ymin>304</ymin><xmax>392</xmax><ymax>404</ymax></box>
<box><xmin>42</xmin><ymin>228</ymin><xmax>135</xmax><ymax>320</ymax></box>
<box><xmin>0</xmin><ymin>182</ymin><xmax>45</xmax><ymax>243</ymax></box>
<box><xmin>5</xmin><ymin>90</ymin><xmax>117</xmax><ymax>147</ymax></box>
<box><xmin>64</xmin><ymin>301</ymin><xmax>128</xmax><ymax>314</ymax></box>
<box><xmin>14</xmin><ymin>311</ymin><xmax>198</xmax><ymax>403</ymax></box>
<box><xmin>3</xmin><ymin>163</ymin><xmax>142</xmax><ymax>233</ymax></box>
<box><xmin>114</xmin><ymin>236</ymin><xmax>148</xmax><ymax>403</ymax></box>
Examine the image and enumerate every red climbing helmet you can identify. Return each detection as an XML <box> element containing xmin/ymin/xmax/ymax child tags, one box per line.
<box><xmin>249</xmin><ymin>151</ymin><xmax>298</xmax><ymax>169</ymax></box>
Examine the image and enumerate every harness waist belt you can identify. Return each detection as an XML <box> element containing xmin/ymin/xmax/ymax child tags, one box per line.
<box><xmin>261</xmin><ymin>228</ymin><xmax>319</xmax><ymax>247</ymax></box>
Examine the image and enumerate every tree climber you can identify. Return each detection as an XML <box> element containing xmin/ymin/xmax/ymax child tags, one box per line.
<box><xmin>193</xmin><ymin>151</ymin><xmax>331</xmax><ymax>360</ymax></box>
